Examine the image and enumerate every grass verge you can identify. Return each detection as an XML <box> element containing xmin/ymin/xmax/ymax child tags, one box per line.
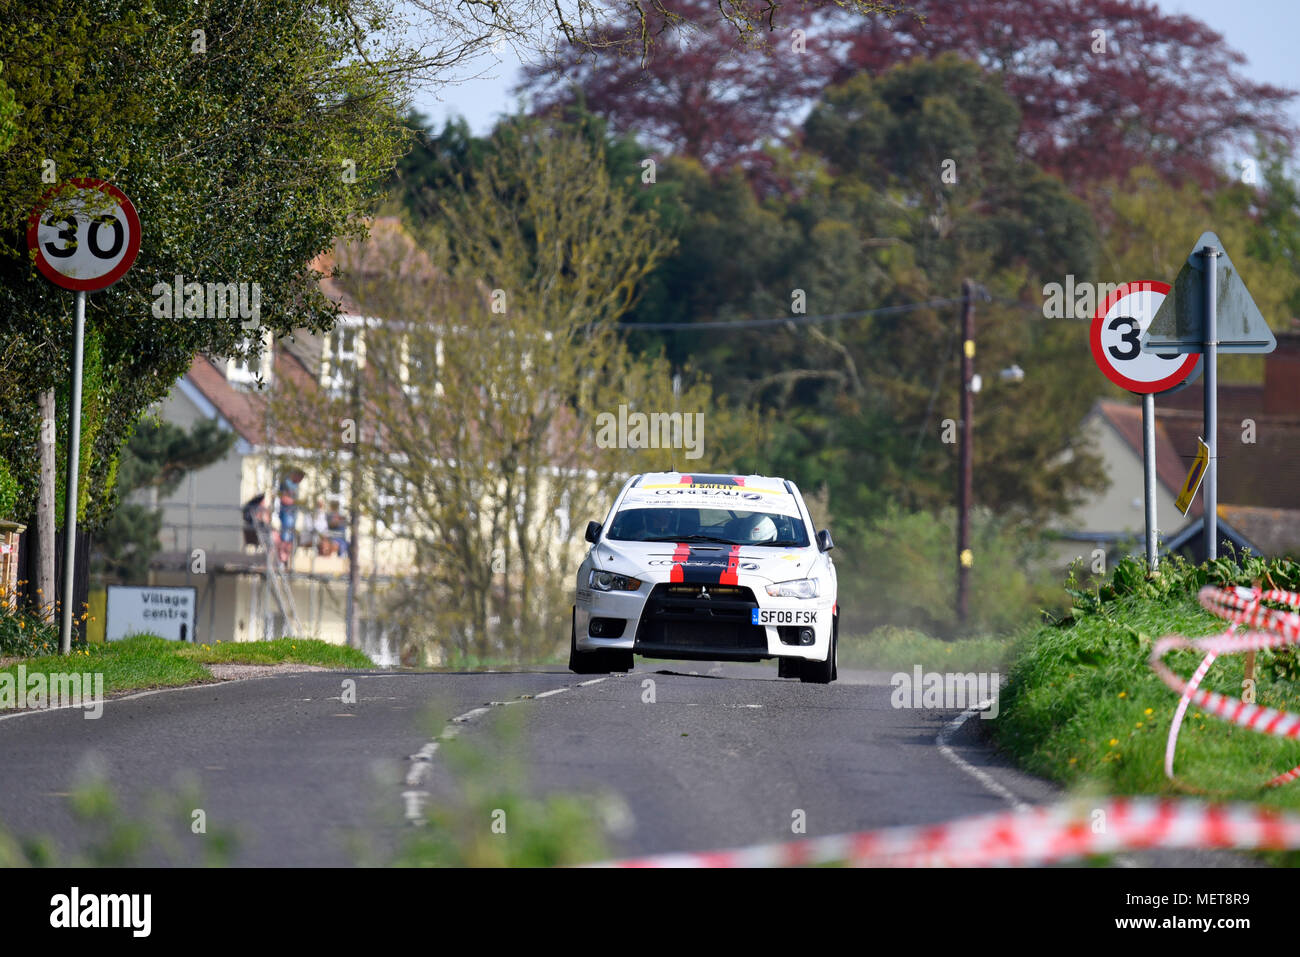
<box><xmin>993</xmin><ymin>591</ymin><xmax>1300</xmax><ymax>814</ymax></box>
<box><xmin>1</xmin><ymin>634</ymin><xmax>373</xmax><ymax>698</ymax></box>
<box><xmin>838</xmin><ymin>625</ymin><xmax>1012</xmax><ymax>672</ymax></box>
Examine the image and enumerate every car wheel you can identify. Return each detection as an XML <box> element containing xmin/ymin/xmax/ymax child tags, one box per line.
<box><xmin>799</xmin><ymin>630</ymin><xmax>836</xmax><ymax>685</ymax></box>
<box><xmin>831</xmin><ymin>613</ymin><xmax>839</xmax><ymax>681</ymax></box>
<box><xmin>569</xmin><ymin>607</ymin><xmax>634</xmax><ymax>675</ymax></box>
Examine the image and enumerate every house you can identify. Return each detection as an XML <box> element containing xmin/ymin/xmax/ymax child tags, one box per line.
<box><xmin>145</xmin><ymin>218</ymin><xmax>602</xmax><ymax>663</ymax></box>
<box><xmin>1056</xmin><ymin>331</ymin><xmax>1300</xmax><ymax>568</ymax></box>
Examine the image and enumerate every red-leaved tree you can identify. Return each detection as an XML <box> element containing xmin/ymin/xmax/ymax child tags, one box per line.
<box><xmin>519</xmin><ymin>0</ymin><xmax>1295</xmax><ymax>189</ymax></box>
<box><xmin>518</xmin><ymin>0</ymin><xmax>883</xmax><ymax>168</ymax></box>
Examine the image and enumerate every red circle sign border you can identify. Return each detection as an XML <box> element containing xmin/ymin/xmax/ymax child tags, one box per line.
<box><xmin>1090</xmin><ymin>279</ymin><xmax>1198</xmax><ymax>394</ymax></box>
<box><xmin>26</xmin><ymin>178</ymin><xmax>141</xmax><ymax>292</ymax></box>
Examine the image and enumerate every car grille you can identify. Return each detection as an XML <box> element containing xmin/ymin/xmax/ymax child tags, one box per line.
<box><xmin>634</xmin><ymin>583</ymin><xmax>766</xmax><ymax>652</ymax></box>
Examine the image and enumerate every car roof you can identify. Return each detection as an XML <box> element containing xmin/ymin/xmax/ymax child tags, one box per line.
<box><xmin>632</xmin><ymin>471</ymin><xmax>791</xmax><ymax>489</ymax></box>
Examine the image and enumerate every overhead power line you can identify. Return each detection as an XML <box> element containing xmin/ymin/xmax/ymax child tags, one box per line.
<box><xmin>616</xmin><ymin>297</ymin><xmax>967</xmax><ymax>331</ymax></box>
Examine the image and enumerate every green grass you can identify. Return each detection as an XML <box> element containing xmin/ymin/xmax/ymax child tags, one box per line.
<box><xmin>179</xmin><ymin>637</ymin><xmax>374</xmax><ymax>669</ymax></box>
<box><xmin>994</xmin><ymin>592</ymin><xmax>1300</xmax><ymax>813</ymax></box>
<box><xmin>1</xmin><ymin>634</ymin><xmax>373</xmax><ymax>700</ymax></box>
<box><xmin>838</xmin><ymin>626</ymin><xmax>1012</xmax><ymax>672</ymax></box>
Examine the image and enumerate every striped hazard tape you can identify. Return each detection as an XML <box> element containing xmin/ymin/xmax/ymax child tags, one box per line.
<box><xmin>594</xmin><ymin>797</ymin><xmax>1300</xmax><ymax>867</ymax></box>
<box><xmin>1152</xmin><ymin>585</ymin><xmax>1300</xmax><ymax>788</ymax></box>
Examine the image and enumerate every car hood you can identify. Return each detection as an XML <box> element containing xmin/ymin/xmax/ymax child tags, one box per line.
<box><xmin>592</xmin><ymin>539</ymin><xmax>818</xmax><ymax>586</ymax></box>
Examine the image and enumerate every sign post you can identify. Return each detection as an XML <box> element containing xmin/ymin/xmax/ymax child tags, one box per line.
<box><xmin>1091</xmin><ymin>280</ymin><xmax>1197</xmax><ymax>571</ymax></box>
<box><xmin>27</xmin><ymin>179</ymin><xmax>141</xmax><ymax>653</ymax></box>
<box><xmin>1141</xmin><ymin>231</ymin><xmax>1276</xmax><ymax>562</ymax></box>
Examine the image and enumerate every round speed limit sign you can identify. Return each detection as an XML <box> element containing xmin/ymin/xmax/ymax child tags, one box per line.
<box><xmin>1091</xmin><ymin>280</ymin><xmax>1198</xmax><ymax>394</ymax></box>
<box><xmin>26</xmin><ymin>179</ymin><xmax>140</xmax><ymax>291</ymax></box>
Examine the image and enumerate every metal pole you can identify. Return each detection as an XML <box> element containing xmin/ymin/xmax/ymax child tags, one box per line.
<box><xmin>1202</xmin><ymin>246</ymin><xmax>1219</xmax><ymax>561</ymax></box>
<box><xmin>59</xmin><ymin>290</ymin><xmax>86</xmax><ymax>654</ymax></box>
<box><xmin>1142</xmin><ymin>392</ymin><xmax>1158</xmax><ymax>571</ymax></box>
<box><xmin>956</xmin><ymin>279</ymin><xmax>974</xmax><ymax>626</ymax></box>
<box><xmin>346</xmin><ymin>371</ymin><xmax>361</xmax><ymax>649</ymax></box>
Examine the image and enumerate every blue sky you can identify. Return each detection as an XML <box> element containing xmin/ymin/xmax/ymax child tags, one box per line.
<box><xmin>410</xmin><ymin>0</ymin><xmax>1300</xmax><ymax>138</ymax></box>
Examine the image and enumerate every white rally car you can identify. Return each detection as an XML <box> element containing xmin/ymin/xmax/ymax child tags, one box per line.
<box><xmin>570</xmin><ymin>472</ymin><xmax>838</xmax><ymax>683</ymax></box>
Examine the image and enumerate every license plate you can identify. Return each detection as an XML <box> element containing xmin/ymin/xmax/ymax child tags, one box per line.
<box><xmin>752</xmin><ymin>608</ymin><xmax>818</xmax><ymax>626</ymax></box>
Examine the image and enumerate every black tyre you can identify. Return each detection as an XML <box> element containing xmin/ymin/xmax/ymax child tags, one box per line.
<box><xmin>799</xmin><ymin>628</ymin><xmax>837</xmax><ymax>684</ymax></box>
<box><xmin>568</xmin><ymin>607</ymin><xmax>635</xmax><ymax>674</ymax></box>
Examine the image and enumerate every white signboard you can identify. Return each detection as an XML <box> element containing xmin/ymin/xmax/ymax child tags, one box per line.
<box><xmin>106</xmin><ymin>586</ymin><xmax>198</xmax><ymax>643</ymax></box>
<box><xmin>625</xmin><ymin>479</ymin><xmax>800</xmax><ymax>515</ymax></box>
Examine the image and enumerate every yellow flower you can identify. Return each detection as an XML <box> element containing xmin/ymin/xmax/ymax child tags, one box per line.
<box><xmin>1144</xmin><ymin>708</ymin><xmax>1153</xmax><ymax>716</ymax></box>
<box><xmin>1135</xmin><ymin>721</ymin><xmax>1143</xmax><ymax>728</ymax></box>
<box><xmin>1068</xmin><ymin>757</ymin><xmax>1078</xmax><ymax>765</ymax></box>
<box><xmin>1118</xmin><ymin>691</ymin><xmax>1127</xmax><ymax>699</ymax></box>
<box><xmin>1109</xmin><ymin>738</ymin><xmax>1119</xmax><ymax>746</ymax></box>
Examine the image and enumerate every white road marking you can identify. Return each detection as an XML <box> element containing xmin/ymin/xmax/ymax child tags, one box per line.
<box><xmin>401</xmin><ymin>674</ymin><xmax>615</xmax><ymax>822</ymax></box>
<box><xmin>935</xmin><ymin>701</ymin><xmax>1029</xmax><ymax>813</ymax></box>
<box><xmin>934</xmin><ymin>697</ymin><xmax>1138</xmax><ymax>867</ymax></box>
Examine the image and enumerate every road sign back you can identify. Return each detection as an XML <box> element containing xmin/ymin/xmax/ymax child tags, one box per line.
<box><xmin>1140</xmin><ymin>231</ymin><xmax>1275</xmax><ymax>355</ymax></box>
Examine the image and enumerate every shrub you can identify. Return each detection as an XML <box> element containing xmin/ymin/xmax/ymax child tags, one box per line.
<box><xmin>0</xmin><ymin>458</ymin><xmax>17</xmax><ymax>521</ymax></box>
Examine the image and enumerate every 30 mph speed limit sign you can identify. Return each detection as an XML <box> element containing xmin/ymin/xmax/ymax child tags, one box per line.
<box><xmin>1091</xmin><ymin>280</ymin><xmax>1199</xmax><ymax>394</ymax></box>
<box><xmin>26</xmin><ymin>178</ymin><xmax>140</xmax><ymax>291</ymax></box>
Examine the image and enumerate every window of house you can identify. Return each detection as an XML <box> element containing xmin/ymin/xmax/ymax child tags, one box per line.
<box><xmin>322</xmin><ymin>320</ymin><xmax>363</xmax><ymax>397</ymax></box>
<box><xmin>375</xmin><ymin>469</ymin><xmax>411</xmax><ymax>534</ymax></box>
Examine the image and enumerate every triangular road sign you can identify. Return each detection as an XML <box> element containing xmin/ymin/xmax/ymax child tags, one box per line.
<box><xmin>1140</xmin><ymin>230</ymin><xmax>1276</xmax><ymax>354</ymax></box>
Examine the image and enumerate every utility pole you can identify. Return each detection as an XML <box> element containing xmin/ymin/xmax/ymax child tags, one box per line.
<box><xmin>956</xmin><ymin>278</ymin><xmax>975</xmax><ymax>627</ymax></box>
<box><xmin>345</xmin><ymin>369</ymin><xmax>361</xmax><ymax>649</ymax></box>
<box><xmin>36</xmin><ymin>389</ymin><xmax>55</xmax><ymax>623</ymax></box>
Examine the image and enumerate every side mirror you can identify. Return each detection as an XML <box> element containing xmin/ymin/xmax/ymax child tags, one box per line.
<box><xmin>585</xmin><ymin>521</ymin><xmax>602</xmax><ymax>544</ymax></box>
<box><xmin>817</xmin><ymin>529</ymin><xmax>834</xmax><ymax>552</ymax></box>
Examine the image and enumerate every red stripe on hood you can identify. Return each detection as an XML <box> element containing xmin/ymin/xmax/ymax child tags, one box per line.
<box><xmin>669</xmin><ymin>542</ymin><xmax>691</xmax><ymax>582</ymax></box>
<box><xmin>720</xmin><ymin>545</ymin><xmax>741</xmax><ymax>585</ymax></box>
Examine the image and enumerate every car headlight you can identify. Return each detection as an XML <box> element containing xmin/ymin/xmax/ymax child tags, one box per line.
<box><xmin>765</xmin><ymin>578</ymin><xmax>819</xmax><ymax>599</ymax></box>
<box><xmin>589</xmin><ymin>569</ymin><xmax>642</xmax><ymax>592</ymax></box>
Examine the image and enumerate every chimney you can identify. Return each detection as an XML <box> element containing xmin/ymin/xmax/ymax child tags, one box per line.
<box><xmin>1264</xmin><ymin>330</ymin><xmax>1300</xmax><ymax>416</ymax></box>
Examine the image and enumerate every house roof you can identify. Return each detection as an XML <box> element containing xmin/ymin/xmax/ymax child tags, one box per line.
<box><xmin>1158</xmin><ymin>409</ymin><xmax>1300</xmax><ymax>511</ymax></box>
<box><xmin>1093</xmin><ymin>400</ymin><xmax>1203</xmax><ymax>519</ymax></box>
<box><xmin>1216</xmin><ymin>505</ymin><xmax>1300</xmax><ymax>558</ymax></box>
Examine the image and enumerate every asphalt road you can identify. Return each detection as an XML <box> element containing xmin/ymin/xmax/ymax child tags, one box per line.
<box><xmin>0</xmin><ymin>661</ymin><xmax>1248</xmax><ymax>866</ymax></box>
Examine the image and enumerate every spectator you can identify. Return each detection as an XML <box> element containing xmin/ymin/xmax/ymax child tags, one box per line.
<box><xmin>327</xmin><ymin>506</ymin><xmax>350</xmax><ymax>558</ymax></box>
<box><xmin>277</xmin><ymin>472</ymin><xmax>300</xmax><ymax>564</ymax></box>
<box><xmin>241</xmin><ymin>493</ymin><xmax>269</xmax><ymax>548</ymax></box>
<box><xmin>313</xmin><ymin>498</ymin><xmax>336</xmax><ymax>556</ymax></box>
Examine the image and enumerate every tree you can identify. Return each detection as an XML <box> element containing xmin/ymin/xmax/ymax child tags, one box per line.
<box><xmin>276</xmin><ymin>128</ymin><xmax>765</xmax><ymax>662</ymax></box>
<box><xmin>519</xmin><ymin>0</ymin><xmax>849</xmax><ymax>168</ymax></box>
<box><xmin>618</xmin><ymin>57</ymin><xmax>1107</xmax><ymax>526</ymax></box>
<box><xmin>832</xmin><ymin>0</ymin><xmax>1296</xmax><ymax>190</ymax></box>
<box><xmin>519</xmin><ymin>0</ymin><xmax>1296</xmax><ymax>190</ymax></box>
<box><xmin>0</xmin><ymin>0</ymin><xmax>409</xmax><ymax>552</ymax></box>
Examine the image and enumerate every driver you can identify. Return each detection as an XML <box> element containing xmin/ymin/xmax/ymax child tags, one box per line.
<box><xmin>644</xmin><ymin>508</ymin><xmax>675</xmax><ymax>539</ymax></box>
<box><xmin>739</xmin><ymin>513</ymin><xmax>777</xmax><ymax>544</ymax></box>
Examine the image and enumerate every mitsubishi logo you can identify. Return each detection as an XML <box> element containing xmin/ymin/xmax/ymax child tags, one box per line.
<box><xmin>699</xmin><ymin>586</ymin><xmax>711</xmax><ymax>600</ymax></box>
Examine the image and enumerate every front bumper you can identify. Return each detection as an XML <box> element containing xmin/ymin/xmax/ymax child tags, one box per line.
<box><xmin>576</xmin><ymin>581</ymin><xmax>833</xmax><ymax>661</ymax></box>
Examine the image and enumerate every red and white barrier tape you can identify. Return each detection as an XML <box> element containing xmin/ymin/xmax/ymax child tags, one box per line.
<box><xmin>595</xmin><ymin>797</ymin><xmax>1300</xmax><ymax>867</ymax></box>
<box><xmin>1152</xmin><ymin>585</ymin><xmax>1300</xmax><ymax>788</ymax></box>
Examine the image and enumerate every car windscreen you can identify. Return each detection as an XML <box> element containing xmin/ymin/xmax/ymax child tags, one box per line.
<box><xmin>607</xmin><ymin>506</ymin><xmax>809</xmax><ymax>547</ymax></box>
